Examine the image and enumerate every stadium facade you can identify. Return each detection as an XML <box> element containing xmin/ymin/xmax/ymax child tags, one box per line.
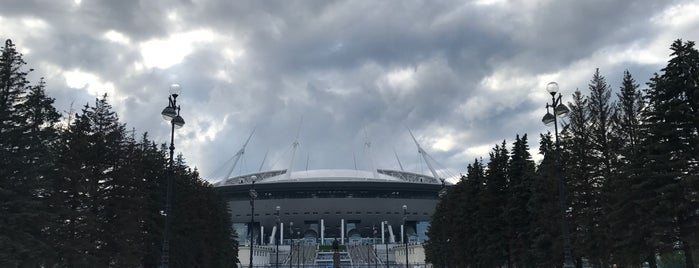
<box><xmin>213</xmin><ymin>131</ymin><xmax>450</xmax><ymax>267</ymax></box>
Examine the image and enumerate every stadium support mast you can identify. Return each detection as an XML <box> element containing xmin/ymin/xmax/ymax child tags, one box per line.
<box><xmin>287</xmin><ymin>118</ymin><xmax>302</xmax><ymax>180</ymax></box>
<box><xmin>364</xmin><ymin>128</ymin><xmax>379</xmax><ymax>180</ymax></box>
<box><xmin>224</xmin><ymin>129</ymin><xmax>255</xmax><ymax>180</ymax></box>
<box><xmin>408</xmin><ymin>129</ymin><xmax>440</xmax><ymax>180</ymax></box>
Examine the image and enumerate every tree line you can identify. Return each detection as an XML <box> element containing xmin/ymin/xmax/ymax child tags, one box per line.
<box><xmin>0</xmin><ymin>39</ymin><xmax>238</xmax><ymax>267</ymax></box>
<box><xmin>425</xmin><ymin>39</ymin><xmax>698</xmax><ymax>268</ymax></box>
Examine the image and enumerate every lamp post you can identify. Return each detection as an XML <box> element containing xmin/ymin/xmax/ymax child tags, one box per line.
<box><xmin>373</xmin><ymin>226</ymin><xmax>378</xmax><ymax>268</ymax></box>
<box><xmin>296</xmin><ymin>231</ymin><xmax>301</xmax><ymax>268</ymax></box>
<box><xmin>384</xmin><ymin>221</ymin><xmax>389</xmax><ymax>268</ymax></box>
<box><xmin>289</xmin><ymin>222</ymin><xmax>293</xmax><ymax>268</ymax></box>
<box><xmin>249</xmin><ymin>181</ymin><xmax>258</xmax><ymax>268</ymax></box>
<box><xmin>541</xmin><ymin>81</ymin><xmax>574</xmax><ymax>268</ymax></box>
<box><xmin>160</xmin><ymin>84</ymin><xmax>185</xmax><ymax>268</ymax></box>
<box><xmin>403</xmin><ymin>205</ymin><xmax>408</xmax><ymax>268</ymax></box>
<box><xmin>276</xmin><ymin>206</ymin><xmax>281</xmax><ymax>268</ymax></box>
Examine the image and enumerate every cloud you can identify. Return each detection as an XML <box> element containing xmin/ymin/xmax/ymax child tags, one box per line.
<box><xmin>1</xmin><ymin>0</ymin><xmax>697</xmax><ymax>182</ymax></box>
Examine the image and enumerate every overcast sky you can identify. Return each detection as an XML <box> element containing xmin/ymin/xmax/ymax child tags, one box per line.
<box><xmin>1</xmin><ymin>0</ymin><xmax>698</xmax><ymax>183</ymax></box>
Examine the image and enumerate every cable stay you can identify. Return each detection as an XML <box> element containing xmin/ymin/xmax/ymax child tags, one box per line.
<box><xmin>408</xmin><ymin>128</ymin><xmax>440</xmax><ymax>181</ymax></box>
<box><xmin>223</xmin><ymin>128</ymin><xmax>256</xmax><ymax>180</ymax></box>
<box><xmin>393</xmin><ymin>148</ymin><xmax>404</xmax><ymax>171</ymax></box>
<box><xmin>258</xmin><ymin>149</ymin><xmax>269</xmax><ymax>172</ymax></box>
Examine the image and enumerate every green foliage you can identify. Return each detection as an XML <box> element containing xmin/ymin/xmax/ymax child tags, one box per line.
<box><xmin>427</xmin><ymin>39</ymin><xmax>699</xmax><ymax>267</ymax></box>
<box><xmin>0</xmin><ymin>39</ymin><xmax>238</xmax><ymax>267</ymax></box>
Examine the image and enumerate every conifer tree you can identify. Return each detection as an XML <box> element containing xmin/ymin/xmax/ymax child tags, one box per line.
<box><xmin>478</xmin><ymin>142</ymin><xmax>510</xmax><ymax>267</ymax></box>
<box><xmin>559</xmin><ymin>89</ymin><xmax>594</xmax><ymax>266</ymax></box>
<box><xmin>506</xmin><ymin>134</ymin><xmax>536</xmax><ymax>267</ymax></box>
<box><xmin>0</xmin><ymin>39</ymin><xmax>60</xmax><ymax>266</ymax></box>
<box><xmin>585</xmin><ymin>69</ymin><xmax>619</xmax><ymax>266</ymax></box>
<box><xmin>608</xmin><ymin>70</ymin><xmax>656</xmax><ymax>267</ymax></box>
<box><xmin>529</xmin><ymin>133</ymin><xmax>563</xmax><ymax>267</ymax></box>
<box><xmin>641</xmin><ymin>39</ymin><xmax>699</xmax><ymax>268</ymax></box>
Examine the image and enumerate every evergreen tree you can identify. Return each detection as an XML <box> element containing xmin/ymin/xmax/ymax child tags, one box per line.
<box><xmin>585</xmin><ymin>69</ymin><xmax>619</xmax><ymax>266</ymax></box>
<box><xmin>506</xmin><ymin>134</ymin><xmax>536</xmax><ymax>267</ymax></box>
<box><xmin>0</xmin><ymin>39</ymin><xmax>60</xmax><ymax>266</ymax></box>
<box><xmin>608</xmin><ymin>70</ymin><xmax>657</xmax><ymax>267</ymax></box>
<box><xmin>478</xmin><ymin>141</ymin><xmax>510</xmax><ymax>267</ymax></box>
<box><xmin>425</xmin><ymin>190</ymin><xmax>451</xmax><ymax>268</ymax></box>
<box><xmin>641</xmin><ymin>39</ymin><xmax>699</xmax><ymax>268</ymax></box>
<box><xmin>529</xmin><ymin>133</ymin><xmax>563</xmax><ymax>267</ymax></box>
<box><xmin>559</xmin><ymin>89</ymin><xmax>594</xmax><ymax>266</ymax></box>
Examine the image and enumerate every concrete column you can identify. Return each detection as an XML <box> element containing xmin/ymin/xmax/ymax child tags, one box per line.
<box><xmin>400</xmin><ymin>224</ymin><xmax>404</xmax><ymax>244</ymax></box>
<box><xmin>280</xmin><ymin>222</ymin><xmax>284</xmax><ymax>245</ymax></box>
<box><xmin>381</xmin><ymin>221</ymin><xmax>385</xmax><ymax>244</ymax></box>
<box><xmin>341</xmin><ymin>219</ymin><xmax>345</xmax><ymax>245</ymax></box>
<box><xmin>261</xmin><ymin>226</ymin><xmax>264</xmax><ymax>245</ymax></box>
<box><xmin>320</xmin><ymin>219</ymin><xmax>325</xmax><ymax>245</ymax></box>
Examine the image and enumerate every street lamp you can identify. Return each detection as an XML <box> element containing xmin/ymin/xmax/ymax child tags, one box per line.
<box><xmin>384</xmin><ymin>221</ymin><xmax>389</xmax><ymax>268</ymax></box>
<box><xmin>249</xmin><ymin>181</ymin><xmax>258</xmax><ymax>268</ymax></box>
<box><xmin>542</xmin><ymin>81</ymin><xmax>574</xmax><ymax>268</ymax></box>
<box><xmin>289</xmin><ymin>221</ymin><xmax>294</xmax><ymax>268</ymax></box>
<box><xmin>160</xmin><ymin>83</ymin><xmax>184</xmax><ymax>268</ymax></box>
<box><xmin>276</xmin><ymin>206</ymin><xmax>281</xmax><ymax>268</ymax></box>
<box><xmin>403</xmin><ymin>205</ymin><xmax>408</xmax><ymax>268</ymax></box>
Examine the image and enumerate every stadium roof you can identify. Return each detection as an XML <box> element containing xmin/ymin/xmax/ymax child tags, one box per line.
<box><xmin>213</xmin><ymin>168</ymin><xmax>449</xmax><ymax>187</ymax></box>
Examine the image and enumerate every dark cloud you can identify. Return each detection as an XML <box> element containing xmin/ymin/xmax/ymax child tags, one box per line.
<box><xmin>1</xmin><ymin>0</ymin><xmax>697</xmax><ymax>182</ymax></box>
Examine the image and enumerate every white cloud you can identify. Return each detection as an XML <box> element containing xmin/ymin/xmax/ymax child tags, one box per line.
<box><xmin>139</xmin><ymin>29</ymin><xmax>216</xmax><ymax>69</ymax></box>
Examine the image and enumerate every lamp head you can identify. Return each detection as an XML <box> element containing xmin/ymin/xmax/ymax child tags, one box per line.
<box><xmin>249</xmin><ymin>188</ymin><xmax>257</xmax><ymax>199</ymax></box>
<box><xmin>161</xmin><ymin>106</ymin><xmax>176</xmax><ymax>121</ymax></box>
<box><xmin>276</xmin><ymin>206</ymin><xmax>281</xmax><ymax>211</ymax></box>
<box><xmin>402</xmin><ymin>204</ymin><xmax>407</xmax><ymax>211</ymax></box>
<box><xmin>172</xmin><ymin>115</ymin><xmax>185</xmax><ymax>129</ymax></box>
<box><xmin>555</xmin><ymin>103</ymin><xmax>570</xmax><ymax>117</ymax></box>
<box><xmin>169</xmin><ymin>83</ymin><xmax>182</xmax><ymax>97</ymax></box>
<box><xmin>546</xmin><ymin>81</ymin><xmax>559</xmax><ymax>96</ymax></box>
<box><xmin>542</xmin><ymin>112</ymin><xmax>556</xmax><ymax>126</ymax></box>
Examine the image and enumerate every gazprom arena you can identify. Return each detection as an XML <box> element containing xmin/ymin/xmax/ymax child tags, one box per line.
<box><xmin>213</xmin><ymin>132</ymin><xmax>451</xmax><ymax>267</ymax></box>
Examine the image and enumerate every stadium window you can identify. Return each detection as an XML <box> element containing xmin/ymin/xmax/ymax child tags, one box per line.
<box><xmin>367</xmin><ymin>212</ymin><xmax>373</xmax><ymax>214</ymax></box>
<box><xmin>313</xmin><ymin>212</ymin><xmax>318</xmax><ymax>214</ymax></box>
<box><xmin>293</xmin><ymin>212</ymin><xmax>298</xmax><ymax>215</ymax></box>
<box><xmin>355</xmin><ymin>212</ymin><xmax>361</xmax><ymax>214</ymax></box>
<box><xmin>347</xmin><ymin>212</ymin><xmax>353</xmax><ymax>214</ymax></box>
<box><xmin>304</xmin><ymin>212</ymin><xmax>310</xmax><ymax>215</ymax></box>
<box><xmin>336</xmin><ymin>212</ymin><xmax>341</xmax><ymax>214</ymax></box>
<box><xmin>324</xmin><ymin>212</ymin><xmax>330</xmax><ymax>214</ymax></box>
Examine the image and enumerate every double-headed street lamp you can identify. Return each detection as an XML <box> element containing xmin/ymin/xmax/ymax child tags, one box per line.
<box><xmin>402</xmin><ymin>205</ymin><xmax>408</xmax><ymax>268</ymax></box>
<box><xmin>276</xmin><ymin>206</ymin><xmax>281</xmax><ymax>268</ymax></box>
<box><xmin>160</xmin><ymin>84</ymin><xmax>185</xmax><ymax>268</ymax></box>
<box><xmin>541</xmin><ymin>81</ymin><xmax>574</xmax><ymax>268</ymax></box>
<box><xmin>249</xmin><ymin>181</ymin><xmax>258</xmax><ymax>268</ymax></box>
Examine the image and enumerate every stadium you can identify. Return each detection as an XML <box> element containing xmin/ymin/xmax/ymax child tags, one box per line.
<box><xmin>214</xmin><ymin>131</ymin><xmax>451</xmax><ymax>267</ymax></box>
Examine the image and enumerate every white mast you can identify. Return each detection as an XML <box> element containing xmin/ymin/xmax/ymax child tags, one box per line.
<box><xmin>223</xmin><ymin>129</ymin><xmax>255</xmax><ymax>180</ymax></box>
<box><xmin>408</xmin><ymin>129</ymin><xmax>440</xmax><ymax>180</ymax></box>
<box><xmin>287</xmin><ymin>118</ymin><xmax>302</xmax><ymax>180</ymax></box>
<box><xmin>364</xmin><ymin>128</ymin><xmax>379</xmax><ymax>179</ymax></box>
